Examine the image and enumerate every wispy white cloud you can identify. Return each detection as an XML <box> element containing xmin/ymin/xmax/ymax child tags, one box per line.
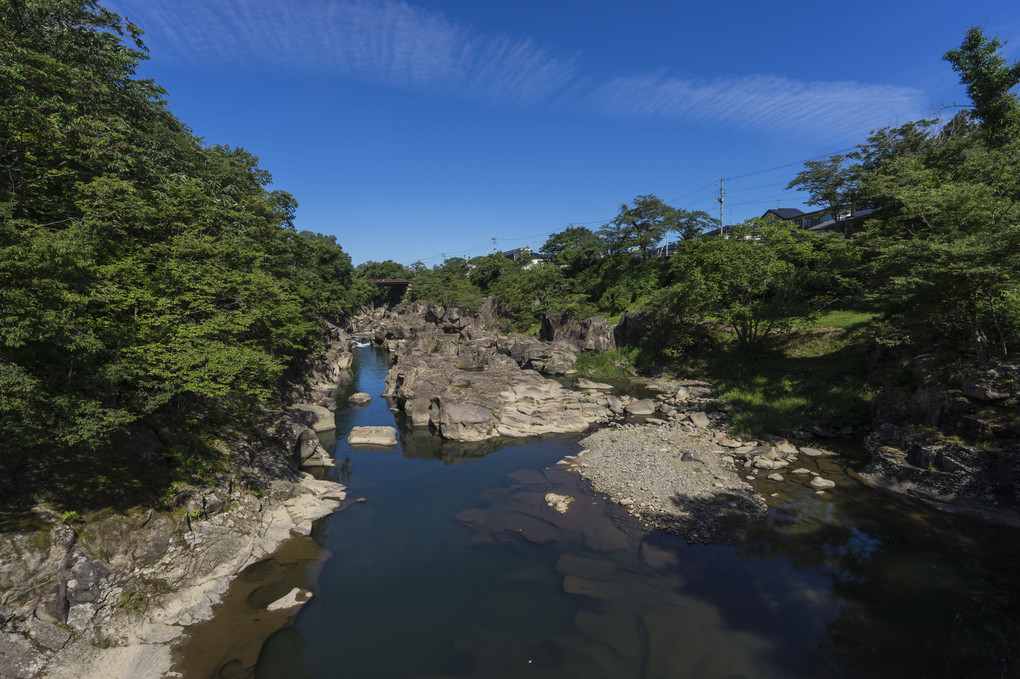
<box><xmin>584</xmin><ymin>74</ymin><xmax>926</xmax><ymax>141</ymax></box>
<box><xmin>114</xmin><ymin>0</ymin><xmax>576</xmax><ymax>106</ymax></box>
<box><xmin>111</xmin><ymin>0</ymin><xmax>926</xmax><ymax>139</ymax></box>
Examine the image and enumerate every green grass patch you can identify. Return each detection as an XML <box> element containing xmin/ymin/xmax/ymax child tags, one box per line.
<box><xmin>573</xmin><ymin>347</ymin><xmax>645</xmax><ymax>380</ymax></box>
<box><xmin>673</xmin><ymin>326</ymin><xmax>877</xmax><ymax>438</ymax></box>
<box><xmin>798</xmin><ymin>309</ymin><xmax>878</xmax><ymax>330</ymax></box>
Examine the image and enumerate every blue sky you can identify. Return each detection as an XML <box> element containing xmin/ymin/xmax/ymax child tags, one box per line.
<box><xmin>105</xmin><ymin>0</ymin><xmax>1020</xmax><ymax>266</ymax></box>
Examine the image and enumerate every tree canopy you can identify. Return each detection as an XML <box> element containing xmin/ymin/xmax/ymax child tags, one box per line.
<box><xmin>944</xmin><ymin>26</ymin><xmax>1020</xmax><ymax>145</ymax></box>
<box><xmin>1</xmin><ymin>0</ymin><xmax>366</xmax><ymax>453</ymax></box>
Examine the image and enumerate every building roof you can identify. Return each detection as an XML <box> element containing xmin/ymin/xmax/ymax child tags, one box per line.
<box><xmin>762</xmin><ymin>208</ymin><xmax>805</xmax><ymax>220</ymax></box>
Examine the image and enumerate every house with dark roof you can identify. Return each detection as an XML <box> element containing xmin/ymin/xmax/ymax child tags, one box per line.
<box><xmin>776</xmin><ymin>207</ymin><xmax>874</xmax><ymax>233</ymax></box>
<box><xmin>762</xmin><ymin>208</ymin><xmax>806</xmax><ymax>221</ymax></box>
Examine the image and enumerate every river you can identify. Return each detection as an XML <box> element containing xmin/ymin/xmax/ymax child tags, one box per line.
<box><xmin>177</xmin><ymin>346</ymin><xmax>1020</xmax><ymax>679</ymax></box>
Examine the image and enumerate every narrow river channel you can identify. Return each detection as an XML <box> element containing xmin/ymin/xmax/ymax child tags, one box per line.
<box><xmin>181</xmin><ymin>346</ymin><xmax>1020</xmax><ymax>679</ymax></box>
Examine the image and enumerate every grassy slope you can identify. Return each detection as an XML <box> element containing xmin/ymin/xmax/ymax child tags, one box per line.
<box><xmin>577</xmin><ymin>310</ymin><xmax>880</xmax><ymax>438</ymax></box>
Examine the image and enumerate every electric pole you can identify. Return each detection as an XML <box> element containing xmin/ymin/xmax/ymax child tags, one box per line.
<box><xmin>717</xmin><ymin>179</ymin><xmax>725</xmax><ymax>236</ymax></box>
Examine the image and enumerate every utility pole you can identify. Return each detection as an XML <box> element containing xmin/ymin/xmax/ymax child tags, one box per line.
<box><xmin>493</xmin><ymin>237</ymin><xmax>498</xmax><ymax>253</ymax></box>
<box><xmin>717</xmin><ymin>179</ymin><xmax>725</xmax><ymax>236</ymax></box>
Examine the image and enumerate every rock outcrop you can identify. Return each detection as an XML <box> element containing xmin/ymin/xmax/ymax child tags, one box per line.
<box><xmin>0</xmin><ymin>323</ymin><xmax>353</xmax><ymax>678</ymax></box>
<box><xmin>0</xmin><ymin>443</ymin><xmax>345</xmax><ymax>679</ymax></box>
<box><xmin>614</xmin><ymin>310</ymin><xmax>648</xmax><ymax>347</ymax></box>
<box><xmin>540</xmin><ymin>313</ymin><xmax>617</xmax><ymax>353</ymax></box>
<box><xmin>494</xmin><ymin>334</ymin><xmax>578</xmax><ymax>376</ymax></box>
<box><xmin>348</xmin><ymin>426</ymin><xmax>399</xmax><ymax>447</ymax></box>
<box><xmin>283</xmin><ymin>320</ymin><xmax>353</xmax><ymax>408</ymax></box>
<box><xmin>287</xmin><ymin>403</ymin><xmax>335</xmax><ymax>433</ymax></box>
<box><xmin>383</xmin><ymin>349</ymin><xmax>609</xmax><ymax>442</ymax></box>
<box><xmin>352</xmin><ymin>304</ymin><xmax>611</xmax><ymax>442</ymax></box>
<box><xmin>860</xmin><ymin>356</ymin><xmax>1020</xmax><ymax>526</ymax></box>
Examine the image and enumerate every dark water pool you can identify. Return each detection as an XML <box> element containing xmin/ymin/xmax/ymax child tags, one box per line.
<box><xmin>181</xmin><ymin>347</ymin><xmax>1020</xmax><ymax>679</ymax></box>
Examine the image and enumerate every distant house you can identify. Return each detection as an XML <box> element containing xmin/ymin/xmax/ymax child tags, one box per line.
<box><xmin>762</xmin><ymin>207</ymin><xmax>806</xmax><ymax>222</ymax></box>
<box><xmin>765</xmin><ymin>207</ymin><xmax>874</xmax><ymax>233</ymax></box>
<box><xmin>501</xmin><ymin>247</ymin><xmax>532</xmax><ymax>262</ymax></box>
<box><xmin>501</xmin><ymin>246</ymin><xmax>546</xmax><ymax>269</ymax></box>
<box><xmin>700</xmin><ymin>206</ymin><xmax>874</xmax><ymax>239</ymax></box>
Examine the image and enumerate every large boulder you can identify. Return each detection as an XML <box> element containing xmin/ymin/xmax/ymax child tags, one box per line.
<box><xmin>424</xmin><ymin>304</ymin><xmax>469</xmax><ymax>333</ymax></box>
<box><xmin>348</xmin><ymin>393</ymin><xmax>372</xmax><ymax>406</ymax></box>
<box><xmin>288</xmin><ymin>404</ymin><xmax>335</xmax><ymax>432</ymax></box>
<box><xmin>278</xmin><ymin>417</ymin><xmax>323</xmax><ymax>464</ymax></box>
<box><xmin>624</xmin><ymin>399</ymin><xmax>656</xmax><ymax>416</ymax></box>
<box><xmin>540</xmin><ymin>314</ymin><xmax>617</xmax><ymax>353</ymax></box>
<box><xmin>614</xmin><ymin>310</ymin><xmax>648</xmax><ymax>347</ymax></box>
<box><xmin>494</xmin><ymin>334</ymin><xmax>577</xmax><ymax>375</ymax></box>
<box><xmin>431</xmin><ymin>399</ymin><xmax>497</xmax><ymax>442</ymax></box>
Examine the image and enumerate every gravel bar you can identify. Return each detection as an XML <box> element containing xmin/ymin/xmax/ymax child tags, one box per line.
<box><xmin>569</xmin><ymin>422</ymin><xmax>768</xmax><ymax>543</ymax></box>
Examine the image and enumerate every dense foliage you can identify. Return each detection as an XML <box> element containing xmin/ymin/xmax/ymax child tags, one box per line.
<box><xmin>1</xmin><ymin>0</ymin><xmax>364</xmax><ymax>454</ymax></box>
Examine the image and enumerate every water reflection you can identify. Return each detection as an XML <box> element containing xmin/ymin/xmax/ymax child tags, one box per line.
<box><xmin>242</xmin><ymin>347</ymin><xmax>1020</xmax><ymax>678</ymax></box>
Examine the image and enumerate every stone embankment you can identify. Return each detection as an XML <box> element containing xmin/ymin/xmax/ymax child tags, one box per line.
<box><xmin>0</xmin><ymin>326</ymin><xmax>354</xmax><ymax>679</ymax></box>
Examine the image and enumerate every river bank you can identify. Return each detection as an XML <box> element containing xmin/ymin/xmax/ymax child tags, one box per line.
<box><xmin>0</xmin><ymin>325</ymin><xmax>354</xmax><ymax>679</ymax></box>
<box><xmin>370</xmin><ymin>302</ymin><xmax>1020</xmax><ymax>536</ymax></box>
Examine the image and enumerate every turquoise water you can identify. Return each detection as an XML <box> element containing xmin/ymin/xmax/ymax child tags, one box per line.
<box><xmin>243</xmin><ymin>347</ymin><xmax>1020</xmax><ymax>679</ymax></box>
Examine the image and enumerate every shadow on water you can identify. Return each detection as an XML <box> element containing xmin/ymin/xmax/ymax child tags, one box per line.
<box><xmin>180</xmin><ymin>346</ymin><xmax>1020</xmax><ymax>679</ymax></box>
<box><xmin>642</xmin><ymin>454</ymin><xmax>1020</xmax><ymax>679</ymax></box>
<box><xmin>172</xmin><ymin>535</ymin><xmax>336</xmax><ymax>679</ymax></box>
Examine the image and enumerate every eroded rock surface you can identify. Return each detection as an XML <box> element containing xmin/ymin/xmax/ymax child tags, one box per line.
<box><xmin>540</xmin><ymin>313</ymin><xmax>616</xmax><ymax>353</ymax></box>
<box><xmin>384</xmin><ymin>350</ymin><xmax>608</xmax><ymax>442</ymax></box>
<box><xmin>859</xmin><ymin>355</ymin><xmax>1020</xmax><ymax>526</ymax></box>
<box><xmin>353</xmin><ymin>304</ymin><xmax>612</xmax><ymax>442</ymax></box>
<box><xmin>0</xmin><ymin>469</ymin><xmax>345</xmax><ymax>679</ymax></box>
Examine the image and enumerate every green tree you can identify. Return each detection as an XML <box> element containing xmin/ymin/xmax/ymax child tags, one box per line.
<box><xmin>671</xmin><ymin>209</ymin><xmax>718</xmax><ymax>242</ymax></box>
<box><xmin>944</xmin><ymin>26</ymin><xmax>1020</xmax><ymax>145</ymax></box>
<box><xmin>356</xmin><ymin>260</ymin><xmax>412</xmax><ymax>306</ymax></box>
<box><xmin>855</xmin><ymin>118</ymin><xmax>1020</xmax><ymax>360</ymax></box>
<box><xmin>786</xmin><ymin>154</ymin><xmax>860</xmax><ymax>233</ymax></box>
<box><xmin>407</xmin><ymin>259</ymin><xmax>483</xmax><ymax>312</ymax></box>
<box><xmin>657</xmin><ymin>219</ymin><xmax>827</xmax><ymax>352</ymax></box>
<box><xmin>491</xmin><ymin>263</ymin><xmax>585</xmax><ymax>331</ymax></box>
<box><xmin>468</xmin><ymin>253</ymin><xmax>519</xmax><ymax>294</ymax></box>
<box><xmin>0</xmin><ymin>0</ymin><xmax>362</xmax><ymax>456</ymax></box>
<box><xmin>599</xmin><ymin>194</ymin><xmax>678</xmax><ymax>258</ymax></box>
<box><xmin>541</xmin><ymin>225</ymin><xmax>602</xmax><ymax>273</ymax></box>
<box><xmin>357</xmin><ymin>260</ymin><xmax>412</xmax><ymax>280</ymax></box>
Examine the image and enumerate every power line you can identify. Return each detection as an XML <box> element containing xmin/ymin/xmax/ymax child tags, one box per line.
<box><xmin>402</xmin><ymin>144</ymin><xmax>860</xmax><ymax>266</ymax></box>
<box><xmin>722</xmin><ymin>146</ymin><xmax>858</xmax><ymax>182</ymax></box>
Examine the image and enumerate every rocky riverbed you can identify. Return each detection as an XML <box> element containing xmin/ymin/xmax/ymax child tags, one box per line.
<box><xmin>353</xmin><ymin>304</ymin><xmax>848</xmax><ymax>543</ymax></box>
<box><xmin>568</xmin><ymin>417</ymin><xmax>845</xmax><ymax>543</ymax></box>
